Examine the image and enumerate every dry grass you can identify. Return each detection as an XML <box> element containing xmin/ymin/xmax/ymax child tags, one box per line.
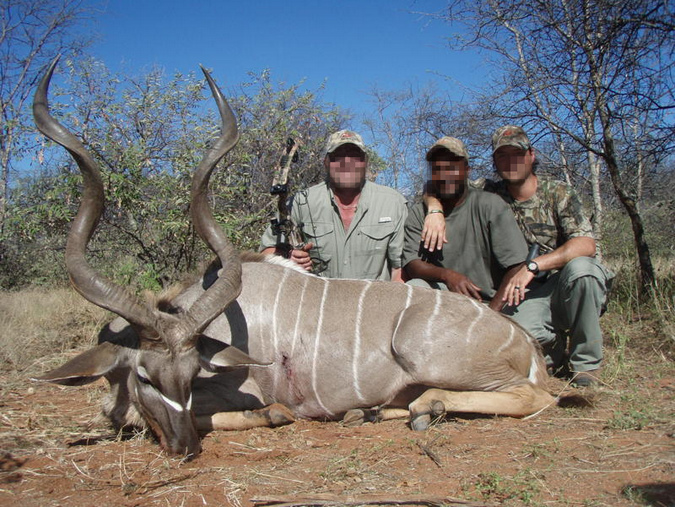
<box><xmin>0</xmin><ymin>287</ymin><xmax>111</xmax><ymax>374</ymax></box>
<box><xmin>603</xmin><ymin>257</ymin><xmax>674</xmax><ymax>355</ymax></box>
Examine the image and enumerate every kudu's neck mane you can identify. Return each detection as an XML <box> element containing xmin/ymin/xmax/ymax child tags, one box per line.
<box><xmin>154</xmin><ymin>251</ymin><xmax>308</xmax><ymax>315</ymax></box>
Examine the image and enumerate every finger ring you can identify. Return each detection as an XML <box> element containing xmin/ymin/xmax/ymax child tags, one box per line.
<box><xmin>514</xmin><ymin>286</ymin><xmax>521</xmax><ymax>289</ymax></box>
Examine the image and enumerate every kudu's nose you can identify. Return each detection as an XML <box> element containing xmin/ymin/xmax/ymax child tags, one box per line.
<box><xmin>164</xmin><ymin>433</ymin><xmax>202</xmax><ymax>459</ymax></box>
<box><xmin>153</xmin><ymin>410</ymin><xmax>202</xmax><ymax>459</ymax></box>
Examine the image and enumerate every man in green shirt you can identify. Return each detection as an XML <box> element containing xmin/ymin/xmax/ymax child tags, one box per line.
<box><xmin>260</xmin><ymin>130</ymin><xmax>407</xmax><ymax>281</ymax></box>
<box><xmin>403</xmin><ymin>136</ymin><xmax>528</xmax><ymax>310</ymax></box>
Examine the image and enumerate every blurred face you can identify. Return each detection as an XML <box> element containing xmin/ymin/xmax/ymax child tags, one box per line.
<box><xmin>325</xmin><ymin>144</ymin><xmax>367</xmax><ymax>191</ymax></box>
<box><xmin>493</xmin><ymin>145</ymin><xmax>535</xmax><ymax>183</ymax></box>
<box><xmin>430</xmin><ymin>150</ymin><xmax>469</xmax><ymax>200</ymax></box>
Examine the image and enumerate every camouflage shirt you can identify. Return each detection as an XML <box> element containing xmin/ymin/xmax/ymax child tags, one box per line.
<box><xmin>472</xmin><ymin>175</ymin><xmax>594</xmax><ymax>254</ymax></box>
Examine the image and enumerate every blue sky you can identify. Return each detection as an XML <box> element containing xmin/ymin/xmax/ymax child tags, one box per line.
<box><xmin>89</xmin><ymin>1</ymin><xmax>483</xmax><ymax>140</ymax></box>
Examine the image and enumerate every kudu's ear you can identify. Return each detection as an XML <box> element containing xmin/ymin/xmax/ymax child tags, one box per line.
<box><xmin>31</xmin><ymin>342</ymin><xmax>123</xmax><ymax>386</ymax></box>
<box><xmin>197</xmin><ymin>336</ymin><xmax>271</xmax><ymax>370</ymax></box>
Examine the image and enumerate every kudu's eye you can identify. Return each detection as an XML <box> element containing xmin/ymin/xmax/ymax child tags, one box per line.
<box><xmin>136</xmin><ymin>366</ymin><xmax>154</xmax><ymax>387</ymax></box>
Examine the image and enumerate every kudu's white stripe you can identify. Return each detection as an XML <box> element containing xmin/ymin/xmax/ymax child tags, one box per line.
<box><xmin>272</xmin><ymin>269</ymin><xmax>290</xmax><ymax>353</ymax></box>
<box><xmin>133</xmin><ymin>383</ymin><xmax>190</xmax><ymax>413</ymax></box>
<box><xmin>290</xmin><ymin>274</ymin><xmax>309</xmax><ymax>355</ymax></box>
<box><xmin>311</xmin><ymin>279</ymin><xmax>333</xmax><ymax>416</ymax></box>
<box><xmin>497</xmin><ymin>325</ymin><xmax>515</xmax><ymax>355</ymax></box>
<box><xmin>160</xmin><ymin>392</ymin><xmax>185</xmax><ymax>412</ymax></box>
<box><xmin>271</xmin><ymin>270</ymin><xmax>290</xmax><ymax>389</ymax></box>
<box><xmin>255</xmin><ymin>283</ymin><xmax>268</xmax><ymax>358</ymax></box>
<box><xmin>405</xmin><ymin>282</ymin><xmax>413</xmax><ymax>307</ymax></box>
<box><xmin>528</xmin><ymin>354</ymin><xmax>540</xmax><ymax>384</ymax></box>
<box><xmin>465</xmin><ymin>298</ymin><xmax>484</xmax><ymax>344</ymax></box>
<box><xmin>351</xmin><ymin>281</ymin><xmax>372</xmax><ymax>403</ymax></box>
<box><xmin>391</xmin><ymin>284</ymin><xmax>413</xmax><ymax>359</ymax></box>
<box><xmin>423</xmin><ymin>289</ymin><xmax>442</xmax><ymax>345</ymax></box>
<box><xmin>392</xmin><ymin>284</ymin><xmax>413</xmax><ymax>336</ymax></box>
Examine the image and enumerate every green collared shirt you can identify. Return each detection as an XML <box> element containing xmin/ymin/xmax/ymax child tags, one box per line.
<box><xmin>260</xmin><ymin>181</ymin><xmax>408</xmax><ymax>280</ymax></box>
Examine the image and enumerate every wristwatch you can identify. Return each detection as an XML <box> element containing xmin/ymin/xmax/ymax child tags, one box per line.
<box><xmin>526</xmin><ymin>261</ymin><xmax>540</xmax><ymax>275</ymax></box>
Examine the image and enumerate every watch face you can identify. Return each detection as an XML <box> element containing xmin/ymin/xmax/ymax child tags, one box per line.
<box><xmin>527</xmin><ymin>261</ymin><xmax>539</xmax><ymax>273</ymax></box>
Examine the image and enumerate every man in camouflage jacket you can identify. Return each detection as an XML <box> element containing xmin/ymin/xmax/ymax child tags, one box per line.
<box><xmin>424</xmin><ymin>126</ymin><xmax>613</xmax><ymax>386</ymax></box>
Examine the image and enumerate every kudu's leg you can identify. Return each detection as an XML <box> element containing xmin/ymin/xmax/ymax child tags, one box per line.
<box><xmin>342</xmin><ymin>407</ymin><xmax>410</xmax><ymax>426</ymax></box>
<box><xmin>196</xmin><ymin>403</ymin><xmax>295</xmax><ymax>432</ymax></box>
<box><xmin>409</xmin><ymin>385</ymin><xmax>556</xmax><ymax>430</ymax></box>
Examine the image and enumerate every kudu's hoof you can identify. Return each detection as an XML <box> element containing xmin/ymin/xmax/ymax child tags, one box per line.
<box><xmin>430</xmin><ymin>400</ymin><xmax>446</xmax><ymax>417</ymax></box>
<box><xmin>266</xmin><ymin>403</ymin><xmax>295</xmax><ymax>427</ymax></box>
<box><xmin>342</xmin><ymin>409</ymin><xmax>367</xmax><ymax>426</ymax></box>
<box><xmin>342</xmin><ymin>408</ymin><xmax>383</xmax><ymax>426</ymax></box>
<box><xmin>410</xmin><ymin>399</ymin><xmax>446</xmax><ymax>431</ymax></box>
<box><xmin>410</xmin><ymin>413</ymin><xmax>431</xmax><ymax>431</ymax></box>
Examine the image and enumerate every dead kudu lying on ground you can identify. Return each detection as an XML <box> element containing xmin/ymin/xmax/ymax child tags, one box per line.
<box><xmin>32</xmin><ymin>60</ymin><xmax>556</xmax><ymax>459</ymax></box>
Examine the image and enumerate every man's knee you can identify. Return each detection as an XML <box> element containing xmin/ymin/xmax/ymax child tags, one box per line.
<box><xmin>559</xmin><ymin>257</ymin><xmax>612</xmax><ymax>299</ymax></box>
<box><xmin>554</xmin><ymin>257</ymin><xmax>613</xmax><ymax>325</ymax></box>
<box><xmin>560</xmin><ymin>257</ymin><xmax>608</xmax><ymax>285</ymax></box>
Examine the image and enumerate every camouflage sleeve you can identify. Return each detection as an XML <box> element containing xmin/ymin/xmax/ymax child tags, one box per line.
<box><xmin>553</xmin><ymin>181</ymin><xmax>594</xmax><ymax>241</ymax></box>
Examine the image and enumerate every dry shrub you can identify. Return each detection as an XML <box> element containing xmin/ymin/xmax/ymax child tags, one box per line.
<box><xmin>0</xmin><ymin>287</ymin><xmax>111</xmax><ymax>374</ymax></box>
<box><xmin>603</xmin><ymin>256</ymin><xmax>675</xmax><ymax>358</ymax></box>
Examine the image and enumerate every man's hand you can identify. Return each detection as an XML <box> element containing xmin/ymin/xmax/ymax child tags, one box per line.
<box><xmin>422</xmin><ymin>212</ymin><xmax>447</xmax><ymax>251</ymax></box>
<box><xmin>500</xmin><ymin>264</ymin><xmax>536</xmax><ymax>308</ymax></box>
<box><xmin>290</xmin><ymin>242</ymin><xmax>314</xmax><ymax>271</ymax></box>
<box><xmin>443</xmin><ymin>270</ymin><xmax>482</xmax><ymax>301</ymax></box>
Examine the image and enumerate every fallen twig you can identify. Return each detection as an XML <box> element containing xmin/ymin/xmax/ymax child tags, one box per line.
<box><xmin>417</xmin><ymin>436</ymin><xmax>444</xmax><ymax>468</ymax></box>
<box><xmin>251</xmin><ymin>493</ymin><xmax>491</xmax><ymax>506</ymax></box>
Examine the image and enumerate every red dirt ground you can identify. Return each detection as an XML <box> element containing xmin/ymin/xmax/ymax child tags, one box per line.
<box><xmin>0</xmin><ymin>350</ymin><xmax>673</xmax><ymax>507</ymax></box>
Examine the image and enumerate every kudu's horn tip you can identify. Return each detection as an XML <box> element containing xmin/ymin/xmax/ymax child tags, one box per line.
<box><xmin>199</xmin><ymin>66</ymin><xmax>226</xmax><ymax>104</ymax></box>
<box><xmin>38</xmin><ymin>56</ymin><xmax>59</xmax><ymax>89</ymax></box>
<box><xmin>200</xmin><ymin>65</ymin><xmax>212</xmax><ymax>80</ymax></box>
<box><xmin>44</xmin><ymin>55</ymin><xmax>62</xmax><ymax>81</ymax></box>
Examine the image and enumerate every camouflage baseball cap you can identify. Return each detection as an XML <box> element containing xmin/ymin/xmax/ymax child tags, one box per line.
<box><xmin>323</xmin><ymin>130</ymin><xmax>366</xmax><ymax>157</ymax></box>
<box><xmin>426</xmin><ymin>136</ymin><xmax>469</xmax><ymax>161</ymax></box>
<box><xmin>491</xmin><ymin>125</ymin><xmax>531</xmax><ymax>153</ymax></box>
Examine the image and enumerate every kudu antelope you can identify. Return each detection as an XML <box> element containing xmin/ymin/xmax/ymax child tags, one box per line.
<box><xmin>32</xmin><ymin>60</ymin><xmax>556</xmax><ymax>459</ymax></box>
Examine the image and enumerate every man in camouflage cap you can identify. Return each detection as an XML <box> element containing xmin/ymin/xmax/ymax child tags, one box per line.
<box><xmin>260</xmin><ymin>130</ymin><xmax>407</xmax><ymax>281</ymax></box>
<box><xmin>423</xmin><ymin>126</ymin><xmax>612</xmax><ymax>386</ymax></box>
<box><xmin>322</xmin><ymin>129</ymin><xmax>367</xmax><ymax>158</ymax></box>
